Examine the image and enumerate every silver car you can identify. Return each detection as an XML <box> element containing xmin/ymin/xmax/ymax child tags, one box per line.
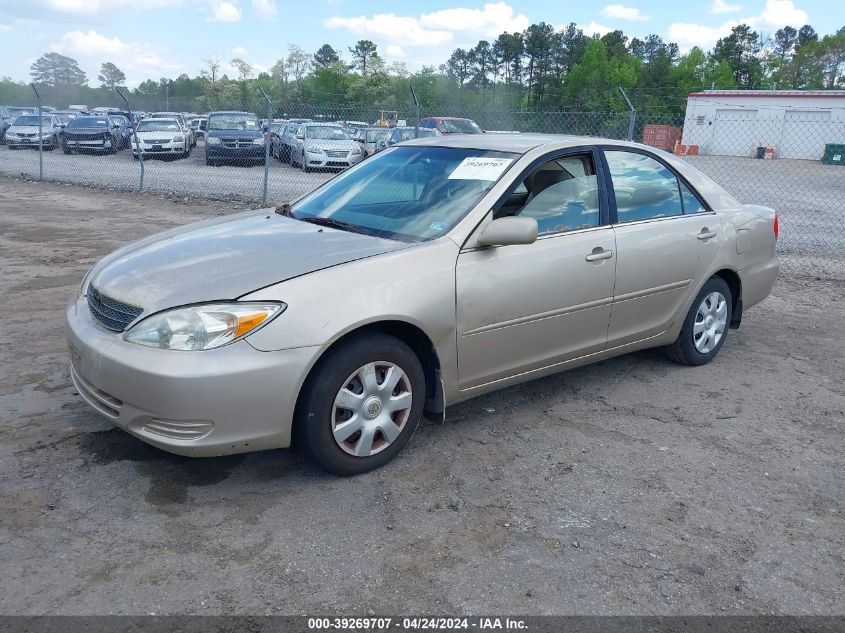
<box><xmin>5</xmin><ymin>114</ymin><xmax>62</xmax><ymax>150</ymax></box>
<box><xmin>354</xmin><ymin>127</ymin><xmax>391</xmax><ymax>156</ymax></box>
<box><xmin>289</xmin><ymin>122</ymin><xmax>363</xmax><ymax>171</ymax></box>
<box><xmin>66</xmin><ymin>135</ymin><xmax>779</xmax><ymax>475</ymax></box>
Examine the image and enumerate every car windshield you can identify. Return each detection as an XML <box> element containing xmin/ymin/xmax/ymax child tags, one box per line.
<box><xmin>139</xmin><ymin>120</ymin><xmax>180</xmax><ymax>132</ymax></box>
<box><xmin>366</xmin><ymin>129</ymin><xmax>390</xmax><ymax>142</ymax></box>
<box><xmin>438</xmin><ymin>119</ymin><xmax>482</xmax><ymax>134</ymax></box>
<box><xmin>307</xmin><ymin>126</ymin><xmax>348</xmax><ymax>140</ymax></box>
<box><xmin>209</xmin><ymin>114</ymin><xmax>260</xmax><ymax>131</ymax></box>
<box><xmin>68</xmin><ymin>117</ymin><xmax>108</xmax><ymax>128</ymax></box>
<box><xmin>13</xmin><ymin>116</ymin><xmax>52</xmax><ymax>126</ymax></box>
<box><xmin>292</xmin><ymin>146</ymin><xmax>518</xmax><ymax>242</ymax></box>
<box><xmin>399</xmin><ymin>128</ymin><xmax>436</xmax><ymax>141</ymax></box>
<box><xmin>269</xmin><ymin>123</ymin><xmax>285</xmax><ymax>133</ymax></box>
<box><xmin>110</xmin><ymin>117</ymin><xmax>126</xmax><ymax>125</ymax></box>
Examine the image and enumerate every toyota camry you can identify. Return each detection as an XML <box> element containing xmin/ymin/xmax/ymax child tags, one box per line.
<box><xmin>66</xmin><ymin>134</ymin><xmax>779</xmax><ymax>475</ymax></box>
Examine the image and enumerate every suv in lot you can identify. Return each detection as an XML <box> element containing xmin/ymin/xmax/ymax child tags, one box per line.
<box><xmin>205</xmin><ymin>111</ymin><xmax>265</xmax><ymax>167</ymax></box>
<box><xmin>418</xmin><ymin>116</ymin><xmax>483</xmax><ymax>135</ymax></box>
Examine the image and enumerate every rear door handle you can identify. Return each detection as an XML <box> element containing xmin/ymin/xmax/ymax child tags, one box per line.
<box><xmin>697</xmin><ymin>228</ymin><xmax>717</xmax><ymax>240</ymax></box>
<box><xmin>585</xmin><ymin>248</ymin><xmax>614</xmax><ymax>262</ymax></box>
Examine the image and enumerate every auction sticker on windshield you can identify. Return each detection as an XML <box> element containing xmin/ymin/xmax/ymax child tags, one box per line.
<box><xmin>447</xmin><ymin>157</ymin><xmax>513</xmax><ymax>181</ymax></box>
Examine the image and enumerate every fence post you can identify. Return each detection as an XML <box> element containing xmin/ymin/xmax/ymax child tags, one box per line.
<box><xmin>410</xmin><ymin>84</ymin><xmax>420</xmax><ymax>138</ymax></box>
<box><xmin>257</xmin><ymin>85</ymin><xmax>272</xmax><ymax>207</ymax></box>
<box><xmin>30</xmin><ymin>84</ymin><xmax>43</xmax><ymax>181</ymax></box>
<box><xmin>116</xmin><ymin>87</ymin><xmax>144</xmax><ymax>192</ymax></box>
<box><xmin>619</xmin><ymin>86</ymin><xmax>635</xmax><ymax>142</ymax></box>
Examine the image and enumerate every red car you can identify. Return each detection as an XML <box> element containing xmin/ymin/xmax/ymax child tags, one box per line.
<box><xmin>417</xmin><ymin>116</ymin><xmax>483</xmax><ymax>134</ymax></box>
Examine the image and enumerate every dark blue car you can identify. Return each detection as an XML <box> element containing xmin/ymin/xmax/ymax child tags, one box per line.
<box><xmin>205</xmin><ymin>110</ymin><xmax>265</xmax><ymax>167</ymax></box>
<box><xmin>62</xmin><ymin>116</ymin><xmax>122</xmax><ymax>154</ymax></box>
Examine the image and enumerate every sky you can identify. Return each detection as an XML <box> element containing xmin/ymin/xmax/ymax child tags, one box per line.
<box><xmin>0</xmin><ymin>0</ymin><xmax>843</xmax><ymax>87</ymax></box>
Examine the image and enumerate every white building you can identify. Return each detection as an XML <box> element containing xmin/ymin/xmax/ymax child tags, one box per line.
<box><xmin>682</xmin><ymin>90</ymin><xmax>845</xmax><ymax>160</ymax></box>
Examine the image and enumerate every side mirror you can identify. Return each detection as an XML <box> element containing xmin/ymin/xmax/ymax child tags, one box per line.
<box><xmin>476</xmin><ymin>217</ymin><xmax>538</xmax><ymax>247</ymax></box>
<box><xmin>295</xmin><ymin>133</ymin><xmax>304</xmax><ymax>140</ymax></box>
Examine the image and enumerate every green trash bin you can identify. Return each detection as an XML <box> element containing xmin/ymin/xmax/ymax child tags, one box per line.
<box><xmin>822</xmin><ymin>144</ymin><xmax>845</xmax><ymax>166</ymax></box>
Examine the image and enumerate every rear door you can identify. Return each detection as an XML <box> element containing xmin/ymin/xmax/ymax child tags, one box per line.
<box><xmin>602</xmin><ymin>148</ymin><xmax>722</xmax><ymax>347</ymax></box>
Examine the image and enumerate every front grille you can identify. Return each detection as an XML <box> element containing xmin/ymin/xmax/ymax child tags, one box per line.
<box><xmin>19</xmin><ymin>133</ymin><xmax>36</xmax><ymax>138</ymax></box>
<box><xmin>223</xmin><ymin>138</ymin><xmax>255</xmax><ymax>148</ymax></box>
<box><xmin>87</xmin><ymin>285</ymin><xmax>143</xmax><ymax>332</ymax></box>
<box><xmin>144</xmin><ymin>139</ymin><xmax>170</xmax><ymax>144</ymax></box>
<box><xmin>67</xmin><ymin>134</ymin><xmax>104</xmax><ymax>142</ymax></box>
<box><xmin>326</xmin><ymin>150</ymin><xmax>348</xmax><ymax>158</ymax></box>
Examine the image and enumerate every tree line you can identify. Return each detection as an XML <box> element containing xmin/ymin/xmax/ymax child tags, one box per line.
<box><xmin>2</xmin><ymin>21</ymin><xmax>843</xmax><ymax>117</ymax></box>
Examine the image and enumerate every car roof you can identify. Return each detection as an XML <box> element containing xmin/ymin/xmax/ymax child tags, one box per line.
<box><xmin>142</xmin><ymin>117</ymin><xmax>179</xmax><ymax>122</ymax></box>
<box><xmin>208</xmin><ymin>111</ymin><xmax>256</xmax><ymax>115</ymax></box>
<box><xmin>400</xmin><ymin>133</ymin><xmax>647</xmax><ymax>154</ymax></box>
<box><xmin>421</xmin><ymin>116</ymin><xmax>475</xmax><ymax>121</ymax></box>
<box><xmin>304</xmin><ymin>121</ymin><xmax>343</xmax><ymax>127</ymax></box>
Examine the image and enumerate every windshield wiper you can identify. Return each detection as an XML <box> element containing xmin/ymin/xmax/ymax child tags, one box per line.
<box><xmin>297</xmin><ymin>215</ymin><xmax>371</xmax><ymax>236</ymax></box>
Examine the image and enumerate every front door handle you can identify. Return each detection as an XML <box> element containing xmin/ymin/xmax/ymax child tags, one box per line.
<box><xmin>585</xmin><ymin>248</ymin><xmax>614</xmax><ymax>262</ymax></box>
<box><xmin>697</xmin><ymin>228</ymin><xmax>717</xmax><ymax>240</ymax></box>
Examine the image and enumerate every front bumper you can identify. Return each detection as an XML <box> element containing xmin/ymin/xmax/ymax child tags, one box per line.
<box><xmin>205</xmin><ymin>144</ymin><xmax>265</xmax><ymax>160</ymax></box>
<box><xmin>65</xmin><ymin>138</ymin><xmax>112</xmax><ymax>150</ymax></box>
<box><xmin>65</xmin><ymin>294</ymin><xmax>320</xmax><ymax>456</ymax></box>
<box><xmin>133</xmin><ymin>141</ymin><xmax>183</xmax><ymax>155</ymax></box>
<box><xmin>304</xmin><ymin>151</ymin><xmax>363</xmax><ymax>168</ymax></box>
<box><xmin>7</xmin><ymin>136</ymin><xmax>53</xmax><ymax>147</ymax></box>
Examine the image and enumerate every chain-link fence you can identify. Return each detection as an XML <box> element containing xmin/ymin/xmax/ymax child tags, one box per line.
<box><xmin>1</xmin><ymin>102</ymin><xmax>843</xmax><ymax>278</ymax></box>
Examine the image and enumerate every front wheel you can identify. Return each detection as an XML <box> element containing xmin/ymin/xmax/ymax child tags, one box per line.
<box><xmin>297</xmin><ymin>333</ymin><xmax>426</xmax><ymax>476</ymax></box>
<box><xmin>665</xmin><ymin>276</ymin><xmax>732</xmax><ymax>366</ymax></box>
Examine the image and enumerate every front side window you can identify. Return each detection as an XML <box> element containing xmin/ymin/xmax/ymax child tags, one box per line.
<box><xmin>605</xmin><ymin>151</ymin><xmax>683</xmax><ymax>223</ymax></box>
<box><xmin>292</xmin><ymin>146</ymin><xmax>517</xmax><ymax>242</ymax></box>
<box><xmin>499</xmin><ymin>153</ymin><xmax>600</xmax><ymax>236</ymax></box>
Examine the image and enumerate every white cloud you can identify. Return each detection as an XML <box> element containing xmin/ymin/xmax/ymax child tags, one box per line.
<box><xmin>668</xmin><ymin>0</ymin><xmax>808</xmax><ymax>52</ymax></box>
<box><xmin>208</xmin><ymin>0</ymin><xmax>241</xmax><ymax>22</ymax></box>
<box><xmin>420</xmin><ymin>2</ymin><xmax>529</xmax><ymax>36</ymax></box>
<box><xmin>50</xmin><ymin>30</ymin><xmax>180</xmax><ymax>85</ymax></box>
<box><xmin>668</xmin><ymin>22</ymin><xmax>733</xmax><ymax>50</ymax></box>
<box><xmin>324</xmin><ymin>2</ymin><xmax>529</xmax><ymax>49</ymax></box>
<box><xmin>751</xmin><ymin>0</ymin><xmax>807</xmax><ymax>28</ymax></box>
<box><xmin>710</xmin><ymin>0</ymin><xmax>741</xmax><ymax>14</ymax></box>
<box><xmin>601</xmin><ymin>4</ymin><xmax>650</xmax><ymax>21</ymax></box>
<box><xmin>577</xmin><ymin>21</ymin><xmax>614</xmax><ymax>36</ymax></box>
<box><xmin>386</xmin><ymin>45</ymin><xmax>404</xmax><ymax>57</ymax></box>
<box><xmin>232</xmin><ymin>46</ymin><xmax>247</xmax><ymax>54</ymax></box>
<box><xmin>46</xmin><ymin>0</ymin><xmax>179</xmax><ymax>14</ymax></box>
<box><xmin>251</xmin><ymin>0</ymin><xmax>276</xmax><ymax>18</ymax></box>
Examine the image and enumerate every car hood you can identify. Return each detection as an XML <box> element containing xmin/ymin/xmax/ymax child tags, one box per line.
<box><xmin>306</xmin><ymin>139</ymin><xmax>359</xmax><ymax>151</ymax></box>
<box><xmin>87</xmin><ymin>210</ymin><xmax>413</xmax><ymax>315</ymax></box>
<box><xmin>9</xmin><ymin>125</ymin><xmax>51</xmax><ymax>133</ymax></box>
<box><xmin>135</xmin><ymin>130</ymin><xmax>181</xmax><ymax>139</ymax></box>
<box><xmin>207</xmin><ymin>129</ymin><xmax>262</xmax><ymax>139</ymax></box>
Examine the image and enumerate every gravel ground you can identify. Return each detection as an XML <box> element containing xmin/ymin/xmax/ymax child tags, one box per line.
<box><xmin>0</xmin><ymin>178</ymin><xmax>843</xmax><ymax>616</ymax></box>
<box><xmin>0</xmin><ymin>142</ymin><xmax>843</xmax><ymax>278</ymax></box>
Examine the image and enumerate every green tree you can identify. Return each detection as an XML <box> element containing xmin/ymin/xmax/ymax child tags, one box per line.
<box><xmin>713</xmin><ymin>24</ymin><xmax>764</xmax><ymax>87</ymax></box>
<box><xmin>314</xmin><ymin>44</ymin><xmax>340</xmax><ymax>69</ymax></box>
<box><xmin>97</xmin><ymin>62</ymin><xmax>126</xmax><ymax>89</ymax></box>
<box><xmin>30</xmin><ymin>52</ymin><xmax>87</xmax><ymax>87</ymax></box>
<box><xmin>349</xmin><ymin>40</ymin><xmax>378</xmax><ymax>75</ymax></box>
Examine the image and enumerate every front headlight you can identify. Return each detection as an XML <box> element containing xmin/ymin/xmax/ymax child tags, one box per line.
<box><xmin>252</xmin><ymin>137</ymin><xmax>265</xmax><ymax>145</ymax></box>
<box><xmin>351</xmin><ymin>147</ymin><xmax>362</xmax><ymax>155</ymax></box>
<box><xmin>173</xmin><ymin>135</ymin><xmax>184</xmax><ymax>143</ymax></box>
<box><xmin>306</xmin><ymin>146</ymin><xmax>323</xmax><ymax>155</ymax></box>
<box><xmin>124</xmin><ymin>302</ymin><xmax>285</xmax><ymax>351</ymax></box>
<box><xmin>206</xmin><ymin>136</ymin><xmax>222</xmax><ymax>145</ymax></box>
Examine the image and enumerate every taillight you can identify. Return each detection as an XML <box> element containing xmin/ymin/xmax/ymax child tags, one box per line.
<box><xmin>773</xmin><ymin>214</ymin><xmax>779</xmax><ymax>241</ymax></box>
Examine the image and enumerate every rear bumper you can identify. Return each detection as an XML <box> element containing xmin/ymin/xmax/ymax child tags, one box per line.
<box><xmin>65</xmin><ymin>294</ymin><xmax>320</xmax><ymax>456</ymax></box>
<box><xmin>739</xmin><ymin>258</ymin><xmax>779</xmax><ymax>311</ymax></box>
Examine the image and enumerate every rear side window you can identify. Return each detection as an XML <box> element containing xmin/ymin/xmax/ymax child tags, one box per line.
<box><xmin>605</xmin><ymin>150</ymin><xmax>683</xmax><ymax>223</ymax></box>
<box><xmin>680</xmin><ymin>181</ymin><xmax>707</xmax><ymax>214</ymax></box>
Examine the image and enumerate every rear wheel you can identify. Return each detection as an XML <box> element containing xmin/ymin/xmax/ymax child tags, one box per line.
<box><xmin>297</xmin><ymin>333</ymin><xmax>425</xmax><ymax>476</ymax></box>
<box><xmin>665</xmin><ymin>276</ymin><xmax>732</xmax><ymax>366</ymax></box>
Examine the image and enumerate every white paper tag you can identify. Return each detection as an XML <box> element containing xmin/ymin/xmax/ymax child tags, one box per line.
<box><xmin>448</xmin><ymin>157</ymin><xmax>513</xmax><ymax>181</ymax></box>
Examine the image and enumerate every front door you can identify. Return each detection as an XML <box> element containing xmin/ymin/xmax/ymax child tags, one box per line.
<box><xmin>455</xmin><ymin>149</ymin><xmax>616</xmax><ymax>390</ymax></box>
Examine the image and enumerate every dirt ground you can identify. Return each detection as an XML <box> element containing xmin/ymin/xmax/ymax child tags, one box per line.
<box><xmin>0</xmin><ymin>177</ymin><xmax>842</xmax><ymax>616</ymax></box>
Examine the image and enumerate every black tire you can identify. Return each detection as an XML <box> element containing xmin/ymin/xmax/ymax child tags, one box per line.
<box><xmin>297</xmin><ymin>333</ymin><xmax>426</xmax><ymax>476</ymax></box>
<box><xmin>665</xmin><ymin>276</ymin><xmax>732</xmax><ymax>366</ymax></box>
<box><xmin>62</xmin><ymin>144</ymin><xmax>72</xmax><ymax>155</ymax></box>
<box><xmin>205</xmin><ymin>157</ymin><xmax>215</xmax><ymax>167</ymax></box>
